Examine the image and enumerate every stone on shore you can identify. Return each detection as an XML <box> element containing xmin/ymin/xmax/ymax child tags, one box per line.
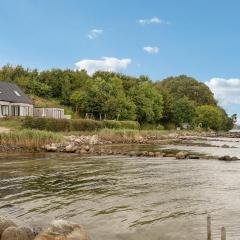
<box><xmin>65</xmin><ymin>144</ymin><xmax>78</xmax><ymax>153</ymax></box>
<box><xmin>44</xmin><ymin>144</ymin><xmax>58</xmax><ymax>152</ymax></box>
<box><xmin>0</xmin><ymin>218</ymin><xmax>17</xmax><ymax>237</ymax></box>
<box><xmin>1</xmin><ymin>226</ymin><xmax>34</xmax><ymax>240</ymax></box>
<box><xmin>176</xmin><ymin>151</ymin><xmax>188</xmax><ymax>159</ymax></box>
<box><xmin>35</xmin><ymin>219</ymin><xmax>90</xmax><ymax>240</ymax></box>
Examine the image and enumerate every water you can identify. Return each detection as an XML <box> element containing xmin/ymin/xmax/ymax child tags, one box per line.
<box><xmin>0</xmin><ymin>140</ymin><xmax>240</xmax><ymax>239</ymax></box>
<box><xmin>162</xmin><ymin>137</ymin><xmax>240</xmax><ymax>158</ymax></box>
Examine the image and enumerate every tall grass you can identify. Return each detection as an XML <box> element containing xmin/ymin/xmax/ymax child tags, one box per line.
<box><xmin>98</xmin><ymin>129</ymin><xmax>167</xmax><ymax>142</ymax></box>
<box><xmin>0</xmin><ymin>129</ymin><xmax>63</xmax><ymax>149</ymax></box>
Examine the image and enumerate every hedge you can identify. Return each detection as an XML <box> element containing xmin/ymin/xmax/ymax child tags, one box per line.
<box><xmin>23</xmin><ymin>117</ymin><xmax>140</xmax><ymax>132</ymax></box>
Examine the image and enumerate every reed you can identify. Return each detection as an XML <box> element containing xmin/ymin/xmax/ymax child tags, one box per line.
<box><xmin>0</xmin><ymin>129</ymin><xmax>63</xmax><ymax>149</ymax></box>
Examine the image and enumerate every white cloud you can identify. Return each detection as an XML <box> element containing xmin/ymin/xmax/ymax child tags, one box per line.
<box><xmin>206</xmin><ymin>78</ymin><xmax>240</xmax><ymax>105</ymax></box>
<box><xmin>143</xmin><ymin>46</ymin><xmax>159</xmax><ymax>54</ymax></box>
<box><xmin>75</xmin><ymin>57</ymin><xmax>132</xmax><ymax>75</ymax></box>
<box><xmin>87</xmin><ymin>29</ymin><xmax>103</xmax><ymax>39</ymax></box>
<box><xmin>138</xmin><ymin>17</ymin><xmax>170</xmax><ymax>25</ymax></box>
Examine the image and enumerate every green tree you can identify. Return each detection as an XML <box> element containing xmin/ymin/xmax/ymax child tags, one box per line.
<box><xmin>172</xmin><ymin>97</ymin><xmax>196</xmax><ymax>127</ymax></box>
<box><xmin>195</xmin><ymin>105</ymin><xmax>223</xmax><ymax>131</ymax></box>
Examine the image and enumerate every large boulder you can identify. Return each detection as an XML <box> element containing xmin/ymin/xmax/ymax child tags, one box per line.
<box><xmin>35</xmin><ymin>220</ymin><xmax>90</xmax><ymax>240</ymax></box>
<box><xmin>0</xmin><ymin>218</ymin><xmax>17</xmax><ymax>238</ymax></box>
<box><xmin>1</xmin><ymin>226</ymin><xmax>34</xmax><ymax>240</ymax></box>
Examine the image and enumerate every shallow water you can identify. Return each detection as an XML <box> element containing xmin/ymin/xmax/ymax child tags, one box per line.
<box><xmin>163</xmin><ymin>137</ymin><xmax>240</xmax><ymax>158</ymax></box>
<box><xmin>0</xmin><ymin>142</ymin><xmax>240</xmax><ymax>239</ymax></box>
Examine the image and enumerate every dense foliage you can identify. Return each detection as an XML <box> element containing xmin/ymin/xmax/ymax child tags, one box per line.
<box><xmin>0</xmin><ymin>65</ymin><xmax>235</xmax><ymax>131</ymax></box>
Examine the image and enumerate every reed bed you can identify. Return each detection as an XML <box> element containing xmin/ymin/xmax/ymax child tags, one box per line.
<box><xmin>0</xmin><ymin>129</ymin><xmax>63</xmax><ymax>149</ymax></box>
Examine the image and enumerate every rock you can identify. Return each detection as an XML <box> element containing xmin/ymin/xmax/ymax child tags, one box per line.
<box><xmin>222</xmin><ymin>144</ymin><xmax>230</xmax><ymax>148</ymax></box>
<box><xmin>0</xmin><ymin>218</ymin><xmax>17</xmax><ymax>237</ymax></box>
<box><xmin>35</xmin><ymin>219</ymin><xmax>90</xmax><ymax>240</ymax></box>
<box><xmin>129</xmin><ymin>151</ymin><xmax>136</xmax><ymax>157</ymax></box>
<box><xmin>219</xmin><ymin>155</ymin><xmax>231</xmax><ymax>161</ymax></box>
<box><xmin>1</xmin><ymin>226</ymin><xmax>29</xmax><ymax>240</ymax></box>
<box><xmin>84</xmin><ymin>145</ymin><xmax>90</xmax><ymax>152</ymax></box>
<box><xmin>65</xmin><ymin>144</ymin><xmax>78</xmax><ymax>153</ymax></box>
<box><xmin>89</xmin><ymin>135</ymin><xmax>98</xmax><ymax>145</ymax></box>
<box><xmin>154</xmin><ymin>152</ymin><xmax>162</xmax><ymax>157</ymax></box>
<box><xmin>44</xmin><ymin>144</ymin><xmax>58</xmax><ymax>152</ymax></box>
<box><xmin>188</xmin><ymin>155</ymin><xmax>200</xmax><ymax>159</ymax></box>
<box><xmin>231</xmin><ymin>156</ymin><xmax>239</xmax><ymax>161</ymax></box>
<box><xmin>20</xmin><ymin>227</ymin><xmax>35</xmax><ymax>240</ymax></box>
<box><xmin>176</xmin><ymin>151</ymin><xmax>188</xmax><ymax>159</ymax></box>
<box><xmin>148</xmin><ymin>152</ymin><xmax>155</xmax><ymax>157</ymax></box>
<box><xmin>142</xmin><ymin>151</ymin><xmax>148</xmax><ymax>156</ymax></box>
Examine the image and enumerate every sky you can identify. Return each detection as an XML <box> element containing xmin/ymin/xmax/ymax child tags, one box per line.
<box><xmin>0</xmin><ymin>0</ymin><xmax>240</xmax><ymax>122</ymax></box>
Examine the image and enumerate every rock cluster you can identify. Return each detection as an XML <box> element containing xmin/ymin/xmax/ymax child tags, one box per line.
<box><xmin>218</xmin><ymin>155</ymin><xmax>239</xmax><ymax>161</ymax></box>
<box><xmin>0</xmin><ymin>218</ymin><xmax>90</xmax><ymax>240</ymax></box>
<box><xmin>0</xmin><ymin>217</ymin><xmax>34</xmax><ymax>240</ymax></box>
<box><xmin>35</xmin><ymin>219</ymin><xmax>90</xmax><ymax>240</ymax></box>
<box><xmin>43</xmin><ymin>135</ymin><xmax>111</xmax><ymax>153</ymax></box>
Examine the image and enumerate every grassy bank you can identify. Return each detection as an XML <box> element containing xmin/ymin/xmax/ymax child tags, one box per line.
<box><xmin>0</xmin><ymin>129</ymin><xmax>63</xmax><ymax>149</ymax></box>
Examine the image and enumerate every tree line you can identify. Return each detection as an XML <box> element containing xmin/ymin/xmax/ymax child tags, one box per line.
<box><xmin>0</xmin><ymin>64</ymin><xmax>236</xmax><ymax>131</ymax></box>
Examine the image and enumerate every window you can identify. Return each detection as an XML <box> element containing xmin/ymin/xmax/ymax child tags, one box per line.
<box><xmin>1</xmin><ymin>106</ymin><xmax>9</xmax><ymax>116</ymax></box>
<box><xmin>14</xmin><ymin>90</ymin><xmax>21</xmax><ymax>96</ymax></box>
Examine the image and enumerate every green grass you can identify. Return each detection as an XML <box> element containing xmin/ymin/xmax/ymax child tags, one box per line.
<box><xmin>0</xmin><ymin>117</ymin><xmax>23</xmax><ymax>130</ymax></box>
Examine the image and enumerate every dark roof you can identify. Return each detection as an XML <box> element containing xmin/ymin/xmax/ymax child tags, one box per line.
<box><xmin>0</xmin><ymin>81</ymin><xmax>32</xmax><ymax>104</ymax></box>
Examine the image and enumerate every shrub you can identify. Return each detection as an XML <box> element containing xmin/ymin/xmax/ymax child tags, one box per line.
<box><xmin>70</xmin><ymin>119</ymin><xmax>104</xmax><ymax>131</ymax></box>
<box><xmin>23</xmin><ymin>117</ymin><xmax>70</xmax><ymax>132</ymax></box>
<box><xmin>23</xmin><ymin>117</ymin><xmax>140</xmax><ymax>132</ymax></box>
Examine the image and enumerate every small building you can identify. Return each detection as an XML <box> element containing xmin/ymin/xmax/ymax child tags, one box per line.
<box><xmin>33</xmin><ymin>107</ymin><xmax>71</xmax><ymax>119</ymax></box>
<box><xmin>0</xmin><ymin>81</ymin><xmax>33</xmax><ymax>117</ymax></box>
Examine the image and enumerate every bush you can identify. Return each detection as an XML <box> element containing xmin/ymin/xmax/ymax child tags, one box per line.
<box><xmin>23</xmin><ymin>117</ymin><xmax>70</xmax><ymax>132</ymax></box>
<box><xmin>103</xmin><ymin>120</ymin><xmax>139</xmax><ymax>129</ymax></box>
<box><xmin>141</xmin><ymin>123</ymin><xmax>165</xmax><ymax>130</ymax></box>
<box><xmin>70</xmin><ymin>119</ymin><xmax>104</xmax><ymax>131</ymax></box>
<box><xmin>23</xmin><ymin>117</ymin><xmax>140</xmax><ymax>132</ymax></box>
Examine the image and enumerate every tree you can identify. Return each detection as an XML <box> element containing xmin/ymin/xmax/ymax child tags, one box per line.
<box><xmin>172</xmin><ymin>97</ymin><xmax>196</xmax><ymax>127</ymax></box>
<box><xmin>195</xmin><ymin>105</ymin><xmax>223</xmax><ymax>131</ymax></box>
<box><xmin>157</xmin><ymin>75</ymin><xmax>217</xmax><ymax>106</ymax></box>
<box><xmin>129</xmin><ymin>81</ymin><xmax>163</xmax><ymax>123</ymax></box>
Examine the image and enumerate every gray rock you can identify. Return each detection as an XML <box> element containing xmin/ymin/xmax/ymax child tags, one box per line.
<box><xmin>231</xmin><ymin>156</ymin><xmax>239</xmax><ymax>161</ymax></box>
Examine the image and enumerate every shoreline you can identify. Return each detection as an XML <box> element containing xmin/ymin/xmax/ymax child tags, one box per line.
<box><xmin>0</xmin><ymin>130</ymin><xmax>239</xmax><ymax>161</ymax></box>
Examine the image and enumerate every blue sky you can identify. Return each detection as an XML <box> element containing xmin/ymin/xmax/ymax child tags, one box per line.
<box><xmin>0</xmin><ymin>0</ymin><xmax>240</xmax><ymax>120</ymax></box>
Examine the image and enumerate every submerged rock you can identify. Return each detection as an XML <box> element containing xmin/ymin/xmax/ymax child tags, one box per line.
<box><xmin>35</xmin><ymin>219</ymin><xmax>90</xmax><ymax>240</ymax></box>
<box><xmin>188</xmin><ymin>155</ymin><xmax>200</xmax><ymax>159</ymax></box>
<box><xmin>218</xmin><ymin>155</ymin><xmax>231</xmax><ymax>161</ymax></box>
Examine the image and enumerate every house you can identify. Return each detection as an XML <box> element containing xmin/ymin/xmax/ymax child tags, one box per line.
<box><xmin>33</xmin><ymin>108</ymin><xmax>71</xmax><ymax>119</ymax></box>
<box><xmin>0</xmin><ymin>81</ymin><xmax>33</xmax><ymax>117</ymax></box>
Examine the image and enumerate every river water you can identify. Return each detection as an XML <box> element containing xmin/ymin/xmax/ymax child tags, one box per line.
<box><xmin>0</xmin><ymin>138</ymin><xmax>240</xmax><ymax>239</ymax></box>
